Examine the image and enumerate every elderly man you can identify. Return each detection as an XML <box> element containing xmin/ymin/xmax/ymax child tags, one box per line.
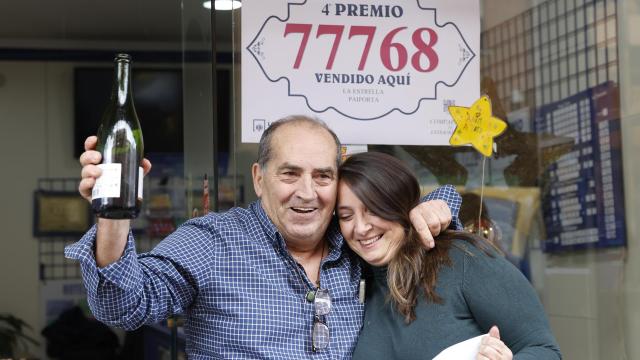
<box><xmin>66</xmin><ymin>115</ymin><xmax>461</xmax><ymax>359</ymax></box>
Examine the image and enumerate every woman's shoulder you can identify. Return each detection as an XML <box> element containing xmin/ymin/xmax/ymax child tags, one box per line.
<box><xmin>446</xmin><ymin>237</ymin><xmax>504</xmax><ymax>268</ymax></box>
<box><xmin>445</xmin><ymin>236</ymin><xmax>528</xmax><ymax>288</ymax></box>
<box><xmin>446</xmin><ymin>237</ymin><xmax>489</xmax><ymax>255</ymax></box>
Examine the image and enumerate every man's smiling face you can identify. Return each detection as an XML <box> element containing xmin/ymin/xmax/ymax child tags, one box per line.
<box><xmin>252</xmin><ymin>122</ymin><xmax>338</xmax><ymax>246</ymax></box>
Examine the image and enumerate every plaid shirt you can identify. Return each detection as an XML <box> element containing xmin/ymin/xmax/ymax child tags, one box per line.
<box><xmin>66</xmin><ymin>185</ymin><xmax>461</xmax><ymax>359</ymax></box>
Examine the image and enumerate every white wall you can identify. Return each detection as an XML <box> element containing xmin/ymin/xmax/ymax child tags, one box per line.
<box><xmin>0</xmin><ymin>61</ymin><xmax>79</xmax><ymax>358</ymax></box>
<box><xmin>618</xmin><ymin>1</ymin><xmax>640</xmax><ymax>358</ymax></box>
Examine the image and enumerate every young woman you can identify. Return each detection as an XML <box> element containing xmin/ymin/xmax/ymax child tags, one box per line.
<box><xmin>337</xmin><ymin>152</ymin><xmax>561</xmax><ymax>360</ymax></box>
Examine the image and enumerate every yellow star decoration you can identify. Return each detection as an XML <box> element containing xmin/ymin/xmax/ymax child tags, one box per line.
<box><xmin>448</xmin><ymin>95</ymin><xmax>508</xmax><ymax>157</ymax></box>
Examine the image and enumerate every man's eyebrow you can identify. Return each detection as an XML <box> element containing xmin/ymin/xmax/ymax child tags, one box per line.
<box><xmin>277</xmin><ymin>163</ymin><xmax>303</xmax><ymax>172</ymax></box>
<box><xmin>276</xmin><ymin>164</ymin><xmax>336</xmax><ymax>174</ymax></box>
<box><xmin>314</xmin><ymin>167</ymin><xmax>336</xmax><ymax>175</ymax></box>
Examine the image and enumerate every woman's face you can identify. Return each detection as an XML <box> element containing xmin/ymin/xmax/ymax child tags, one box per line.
<box><xmin>337</xmin><ymin>181</ymin><xmax>405</xmax><ymax>266</ymax></box>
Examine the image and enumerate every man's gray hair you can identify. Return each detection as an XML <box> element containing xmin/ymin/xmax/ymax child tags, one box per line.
<box><xmin>257</xmin><ymin>115</ymin><xmax>342</xmax><ymax>169</ymax></box>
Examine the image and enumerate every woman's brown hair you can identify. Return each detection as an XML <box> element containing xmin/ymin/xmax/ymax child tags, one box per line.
<box><xmin>339</xmin><ymin>152</ymin><xmax>498</xmax><ymax>323</ymax></box>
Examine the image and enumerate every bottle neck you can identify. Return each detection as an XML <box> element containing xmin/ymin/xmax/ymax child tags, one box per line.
<box><xmin>112</xmin><ymin>60</ymin><xmax>132</xmax><ymax>107</ymax></box>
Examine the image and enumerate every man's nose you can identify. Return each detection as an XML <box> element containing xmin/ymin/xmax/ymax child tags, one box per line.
<box><xmin>295</xmin><ymin>175</ymin><xmax>317</xmax><ymax>201</ymax></box>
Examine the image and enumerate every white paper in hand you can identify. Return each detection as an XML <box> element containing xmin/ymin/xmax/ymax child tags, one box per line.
<box><xmin>432</xmin><ymin>335</ymin><xmax>484</xmax><ymax>360</ymax></box>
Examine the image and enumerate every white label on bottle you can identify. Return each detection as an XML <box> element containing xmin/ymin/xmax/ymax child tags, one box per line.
<box><xmin>92</xmin><ymin>163</ymin><xmax>121</xmax><ymax>199</ymax></box>
<box><xmin>138</xmin><ymin>166</ymin><xmax>143</xmax><ymax>199</ymax></box>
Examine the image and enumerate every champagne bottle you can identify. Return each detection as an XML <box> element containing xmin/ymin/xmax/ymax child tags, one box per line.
<box><xmin>91</xmin><ymin>53</ymin><xmax>144</xmax><ymax>219</ymax></box>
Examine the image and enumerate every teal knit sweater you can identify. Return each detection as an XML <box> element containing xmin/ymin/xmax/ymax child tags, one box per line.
<box><xmin>352</xmin><ymin>240</ymin><xmax>561</xmax><ymax>360</ymax></box>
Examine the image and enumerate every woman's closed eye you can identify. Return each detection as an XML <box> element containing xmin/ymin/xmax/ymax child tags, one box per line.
<box><xmin>338</xmin><ymin>213</ymin><xmax>353</xmax><ymax>221</ymax></box>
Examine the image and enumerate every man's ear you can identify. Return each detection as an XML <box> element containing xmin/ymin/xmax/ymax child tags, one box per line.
<box><xmin>252</xmin><ymin>163</ymin><xmax>263</xmax><ymax>198</ymax></box>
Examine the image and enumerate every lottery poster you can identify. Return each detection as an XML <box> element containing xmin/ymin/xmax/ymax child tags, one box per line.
<box><xmin>241</xmin><ymin>0</ymin><xmax>480</xmax><ymax>145</ymax></box>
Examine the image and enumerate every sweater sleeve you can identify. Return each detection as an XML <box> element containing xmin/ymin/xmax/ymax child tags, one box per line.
<box><xmin>459</xmin><ymin>244</ymin><xmax>562</xmax><ymax>360</ymax></box>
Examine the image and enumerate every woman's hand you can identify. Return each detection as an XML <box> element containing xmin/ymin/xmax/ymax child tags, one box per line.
<box><xmin>476</xmin><ymin>326</ymin><xmax>513</xmax><ymax>360</ymax></box>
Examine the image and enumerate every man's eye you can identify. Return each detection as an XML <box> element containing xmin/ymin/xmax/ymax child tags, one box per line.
<box><xmin>279</xmin><ymin>172</ymin><xmax>298</xmax><ymax>182</ymax></box>
<box><xmin>315</xmin><ymin>173</ymin><xmax>334</xmax><ymax>183</ymax></box>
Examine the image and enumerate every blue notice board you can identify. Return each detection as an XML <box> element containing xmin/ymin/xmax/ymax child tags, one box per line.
<box><xmin>534</xmin><ymin>82</ymin><xmax>626</xmax><ymax>252</ymax></box>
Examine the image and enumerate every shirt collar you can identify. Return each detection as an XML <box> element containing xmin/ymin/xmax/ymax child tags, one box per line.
<box><xmin>250</xmin><ymin>200</ymin><xmax>280</xmax><ymax>242</ymax></box>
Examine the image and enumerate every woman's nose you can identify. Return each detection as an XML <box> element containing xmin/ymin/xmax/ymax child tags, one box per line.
<box><xmin>355</xmin><ymin>215</ymin><xmax>372</xmax><ymax>235</ymax></box>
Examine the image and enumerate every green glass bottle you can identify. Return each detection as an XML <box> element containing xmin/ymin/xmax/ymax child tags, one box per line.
<box><xmin>91</xmin><ymin>53</ymin><xmax>144</xmax><ymax>219</ymax></box>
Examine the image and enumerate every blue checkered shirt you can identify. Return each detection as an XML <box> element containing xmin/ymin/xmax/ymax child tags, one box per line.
<box><xmin>65</xmin><ymin>185</ymin><xmax>461</xmax><ymax>359</ymax></box>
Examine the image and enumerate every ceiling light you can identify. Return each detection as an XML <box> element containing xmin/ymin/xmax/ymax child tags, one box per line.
<box><xmin>203</xmin><ymin>0</ymin><xmax>242</xmax><ymax>10</ymax></box>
